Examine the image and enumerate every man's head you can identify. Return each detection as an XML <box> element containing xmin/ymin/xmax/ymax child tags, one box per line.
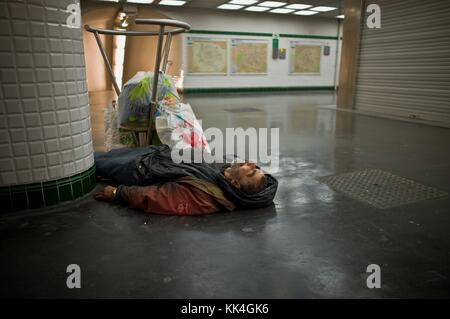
<box><xmin>223</xmin><ymin>161</ymin><xmax>266</xmax><ymax>194</ymax></box>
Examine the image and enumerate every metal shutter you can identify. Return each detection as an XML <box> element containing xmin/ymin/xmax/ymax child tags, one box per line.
<box><xmin>354</xmin><ymin>0</ymin><xmax>450</xmax><ymax>127</ymax></box>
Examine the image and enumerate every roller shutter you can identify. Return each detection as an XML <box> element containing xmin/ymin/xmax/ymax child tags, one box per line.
<box><xmin>354</xmin><ymin>0</ymin><xmax>450</xmax><ymax>127</ymax></box>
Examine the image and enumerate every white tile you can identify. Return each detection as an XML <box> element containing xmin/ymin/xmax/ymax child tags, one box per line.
<box><xmin>56</xmin><ymin>110</ymin><xmax>69</xmax><ymax>124</ymax></box>
<box><xmin>20</xmin><ymin>84</ymin><xmax>37</xmax><ymax>98</ymax></box>
<box><xmin>66</xmin><ymin>69</ymin><xmax>76</xmax><ymax>81</ymax></box>
<box><xmin>28</xmin><ymin>5</ymin><xmax>45</xmax><ymax>21</ymax></box>
<box><xmin>66</xmin><ymin>82</ymin><xmax>77</xmax><ymax>94</ymax></box>
<box><xmin>46</xmin><ymin>153</ymin><xmax>61</xmax><ymax>166</ymax></box>
<box><xmin>9</xmin><ymin>129</ymin><xmax>26</xmax><ymax>143</ymax></box>
<box><xmin>49</xmin><ymin>39</ymin><xmax>62</xmax><ymax>52</ymax></box>
<box><xmin>0</xmin><ymin>144</ymin><xmax>12</xmax><ymax>158</ymax></box>
<box><xmin>52</xmin><ymin>69</ymin><xmax>65</xmax><ymax>81</ymax></box>
<box><xmin>32</xmin><ymin>168</ymin><xmax>47</xmax><ymax>181</ymax></box>
<box><xmin>15</xmin><ymin>157</ymin><xmax>31</xmax><ymax>170</ymax></box>
<box><xmin>59</xmin><ymin>137</ymin><xmax>72</xmax><ymax>150</ymax></box>
<box><xmin>36</xmin><ymin>68</ymin><xmax>51</xmax><ymax>82</ymax></box>
<box><xmin>29</xmin><ymin>141</ymin><xmax>45</xmax><ymax>154</ymax></box>
<box><xmin>68</xmin><ymin>95</ymin><xmax>79</xmax><ymax>107</ymax></box>
<box><xmin>30</xmin><ymin>22</ymin><xmax>47</xmax><ymax>37</ymax></box>
<box><xmin>7</xmin><ymin>114</ymin><xmax>25</xmax><ymax>128</ymax></box>
<box><xmin>34</xmin><ymin>53</ymin><xmax>50</xmax><ymax>67</ymax></box>
<box><xmin>71</xmin><ymin>121</ymin><xmax>81</xmax><ymax>134</ymax></box>
<box><xmin>14</xmin><ymin>37</ymin><xmax>31</xmax><ymax>52</ymax></box>
<box><xmin>69</xmin><ymin>108</ymin><xmax>80</xmax><ymax>121</ymax></box>
<box><xmin>13</xmin><ymin>143</ymin><xmax>29</xmax><ymax>156</ymax></box>
<box><xmin>31</xmin><ymin>155</ymin><xmax>46</xmax><ymax>168</ymax></box>
<box><xmin>12</xmin><ymin>21</ymin><xmax>29</xmax><ymax>36</ymax></box>
<box><xmin>72</xmin><ymin>134</ymin><xmax>82</xmax><ymax>147</ymax></box>
<box><xmin>0</xmin><ymin>53</ymin><xmax>14</xmax><ymax>67</ymax></box>
<box><xmin>41</xmin><ymin>112</ymin><xmax>56</xmax><ymax>125</ymax></box>
<box><xmin>27</xmin><ymin>127</ymin><xmax>43</xmax><ymax>141</ymax></box>
<box><xmin>48</xmin><ymin>165</ymin><xmax>62</xmax><ymax>179</ymax></box>
<box><xmin>64</xmin><ymin>54</ymin><xmax>74</xmax><ymax>66</ymax></box>
<box><xmin>55</xmin><ymin>97</ymin><xmax>68</xmax><ymax>109</ymax></box>
<box><xmin>1</xmin><ymin>69</ymin><xmax>18</xmax><ymax>83</ymax></box>
<box><xmin>50</xmin><ymin>54</ymin><xmax>63</xmax><ymax>67</ymax></box>
<box><xmin>24</xmin><ymin>113</ymin><xmax>41</xmax><ymax>127</ymax></box>
<box><xmin>0</xmin><ymin>116</ymin><xmax>7</xmax><ymax>129</ymax></box>
<box><xmin>23</xmin><ymin>99</ymin><xmax>39</xmax><ymax>113</ymax></box>
<box><xmin>74</xmin><ymin>146</ymin><xmax>83</xmax><ymax>160</ymax></box>
<box><xmin>43</xmin><ymin>125</ymin><xmax>58</xmax><ymax>139</ymax></box>
<box><xmin>45</xmin><ymin>139</ymin><xmax>59</xmax><ymax>153</ymax></box>
<box><xmin>63</xmin><ymin>163</ymin><xmax>75</xmax><ymax>176</ymax></box>
<box><xmin>38</xmin><ymin>83</ymin><xmax>52</xmax><ymax>97</ymax></box>
<box><xmin>17</xmin><ymin>170</ymin><xmax>33</xmax><ymax>184</ymax></box>
<box><xmin>32</xmin><ymin>38</ymin><xmax>48</xmax><ymax>52</ymax></box>
<box><xmin>39</xmin><ymin>98</ymin><xmax>54</xmax><ymax>111</ymax></box>
<box><xmin>0</xmin><ymin>37</ymin><xmax>12</xmax><ymax>51</ymax></box>
<box><xmin>47</xmin><ymin>23</ymin><xmax>61</xmax><ymax>38</ymax></box>
<box><xmin>46</xmin><ymin>8</ymin><xmax>60</xmax><ymax>24</ymax></box>
<box><xmin>0</xmin><ymin>158</ymin><xmax>14</xmax><ymax>172</ymax></box>
<box><xmin>0</xmin><ymin>20</ymin><xmax>11</xmax><ymax>36</ymax></box>
<box><xmin>59</xmin><ymin>123</ymin><xmax>71</xmax><ymax>137</ymax></box>
<box><xmin>0</xmin><ymin>130</ymin><xmax>9</xmax><ymax>144</ymax></box>
<box><xmin>53</xmin><ymin>83</ymin><xmax>66</xmax><ymax>96</ymax></box>
<box><xmin>61</xmin><ymin>150</ymin><xmax>74</xmax><ymax>163</ymax></box>
<box><xmin>16</xmin><ymin>53</ymin><xmax>33</xmax><ymax>68</ymax></box>
<box><xmin>63</xmin><ymin>40</ymin><xmax>73</xmax><ymax>52</ymax></box>
<box><xmin>8</xmin><ymin>2</ymin><xmax>27</xmax><ymax>19</ymax></box>
<box><xmin>18</xmin><ymin>69</ymin><xmax>34</xmax><ymax>83</ymax></box>
<box><xmin>1</xmin><ymin>172</ymin><xmax>17</xmax><ymax>185</ymax></box>
<box><xmin>3</xmin><ymin>85</ymin><xmax>20</xmax><ymax>99</ymax></box>
<box><xmin>5</xmin><ymin>100</ymin><xmax>22</xmax><ymax>113</ymax></box>
<box><xmin>75</xmin><ymin>159</ymin><xmax>84</xmax><ymax>171</ymax></box>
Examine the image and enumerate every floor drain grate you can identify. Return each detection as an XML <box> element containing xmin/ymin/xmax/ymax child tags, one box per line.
<box><xmin>318</xmin><ymin>169</ymin><xmax>448</xmax><ymax>209</ymax></box>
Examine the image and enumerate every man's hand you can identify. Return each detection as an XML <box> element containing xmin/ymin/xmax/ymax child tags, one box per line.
<box><xmin>94</xmin><ymin>186</ymin><xmax>117</xmax><ymax>202</ymax></box>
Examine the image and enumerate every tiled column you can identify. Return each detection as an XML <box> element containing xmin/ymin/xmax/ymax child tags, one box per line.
<box><xmin>0</xmin><ymin>0</ymin><xmax>96</xmax><ymax>211</ymax></box>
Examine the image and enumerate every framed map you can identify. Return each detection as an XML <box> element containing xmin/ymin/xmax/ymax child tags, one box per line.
<box><xmin>230</xmin><ymin>39</ymin><xmax>268</xmax><ymax>75</ymax></box>
<box><xmin>289</xmin><ymin>42</ymin><xmax>322</xmax><ymax>75</ymax></box>
<box><xmin>186</xmin><ymin>37</ymin><xmax>228</xmax><ymax>75</ymax></box>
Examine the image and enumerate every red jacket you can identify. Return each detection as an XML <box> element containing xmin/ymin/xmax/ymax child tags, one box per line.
<box><xmin>115</xmin><ymin>176</ymin><xmax>236</xmax><ymax>215</ymax></box>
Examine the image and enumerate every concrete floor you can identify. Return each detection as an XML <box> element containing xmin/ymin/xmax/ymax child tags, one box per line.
<box><xmin>1</xmin><ymin>91</ymin><xmax>450</xmax><ymax>298</ymax></box>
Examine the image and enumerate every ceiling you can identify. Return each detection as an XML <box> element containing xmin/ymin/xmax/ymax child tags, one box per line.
<box><xmin>97</xmin><ymin>0</ymin><xmax>345</xmax><ymax>19</ymax></box>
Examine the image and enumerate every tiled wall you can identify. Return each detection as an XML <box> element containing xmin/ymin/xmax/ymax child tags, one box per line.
<box><xmin>0</xmin><ymin>0</ymin><xmax>94</xmax><ymax>187</ymax></box>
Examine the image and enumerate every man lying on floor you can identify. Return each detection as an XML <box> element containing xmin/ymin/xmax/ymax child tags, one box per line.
<box><xmin>93</xmin><ymin>144</ymin><xmax>278</xmax><ymax>215</ymax></box>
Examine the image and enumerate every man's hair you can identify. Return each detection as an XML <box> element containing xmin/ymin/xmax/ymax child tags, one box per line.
<box><xmin>240</xmin><ymin>174</ymin><xmax>267</xmax><ymax>194</ymax></box>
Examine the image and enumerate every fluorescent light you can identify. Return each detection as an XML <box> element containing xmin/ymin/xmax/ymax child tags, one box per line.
<box><xmin>159</xmin><ymin>0</ymin><xmax>186</xmax><ymax>6</ymax></box>
<box><xmin>336</xmin><ymin>14</ymin><xmax>344</xmax><ymax>19</ymax></box>
<box><xmin>229</xmin><ymin>0</ymin><xmax>259</xmax><ymax>5</ymax></box>
<box><xmin>218</xmin><ymin>4</ymin><xmax>244</xmax><ymax>10</ymax></box>
<box><xmin>294</xmin><ymin>10</ymin><xmax>319</xmax><ymax>15</ymax></box>
<box><xmin>258</xmin><ymin>1</ymin><xmax>287</xmax><ymax>8</ymax></box>
<box><xmin>285</xmin><ymin>4</ymin><xmax>311</xmax><ymax>10</ymax></box>
<box><xmin>270</xmin><ymin>8</ymin><xmax>294</xmax><ymax>14</ymax></box>
<box><xmin>245</xmin><ymin>6</ymin><xmax>270</xmax><ymax>11</ymax></box>
<box><xmin>311</xmin><ymin>6</ymin><xmax>337</xmax><ymax>12</ymax></box>
<box><xmin>126</xmin><ymin>0</ymin><xmax>154</xmax><ymax>3</ymax></box>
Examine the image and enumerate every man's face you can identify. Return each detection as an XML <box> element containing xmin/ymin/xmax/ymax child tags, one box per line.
<box><xmin>225</xmin><ymin>161</ymin><xmax>266</xmax><ymax>192</ymax></box>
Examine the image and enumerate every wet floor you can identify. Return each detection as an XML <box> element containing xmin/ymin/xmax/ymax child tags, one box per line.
<box><xmin>1</xmin><ymin>91</ymin><xmax>449</xmax><ymax>298</ymax></box>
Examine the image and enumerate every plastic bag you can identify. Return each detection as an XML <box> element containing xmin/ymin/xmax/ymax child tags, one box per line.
<box><xmin>117</xmin><ymin>71</ymin><xmax>180</xmax><ymax>128</ymax></box>
<box><xmin>155</xmin><ymin>102</ymin><xmax>210</xmax><ymax>152</ymax></box>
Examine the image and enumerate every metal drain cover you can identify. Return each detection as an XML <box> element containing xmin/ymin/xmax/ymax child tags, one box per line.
<box><xmin>318</xmin><ymin>169</ymin><xmax>447</xmax><ymax>209</ymax></box>
<box><xmin>224</xmin><ymin>107</ymin><xmax>263</xmax><ymax>113</ymax></box>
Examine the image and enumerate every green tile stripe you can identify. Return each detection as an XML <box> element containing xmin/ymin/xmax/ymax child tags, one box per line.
<box><xmin>0</xmin><ymin>165</ymin><xmax>96</xmax><ymax>212</ymax></box>
<box><xmin>188</xmin><ymin>29</ymin><xmax>338</xmax><ymax>40</ymax></box>
<box><xmin>183</xmin><ymin>86</ymin><xmax>335</xmax><ymax>94</ymax></box>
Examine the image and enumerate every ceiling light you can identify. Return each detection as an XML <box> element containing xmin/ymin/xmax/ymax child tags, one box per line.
<box><xmin>159</xmin><ymin>0</ymin><xmax>186</xmax><ymax>6</ymax></box>
<box><xmin>126</xmin><ymin>0</ymin><xmax>154</xmax><ymax>3</ymax></box>
<box><xmin>294</xmin><ymin>10</ymin><xmax>319</xmax><ymax>15</ymax></box>
<box><xmin>311</xmin><ymin>6</ymin><xmax>337</xmax><ymax>12</ymax></box>
<box><xmin>336</xmin><ymin>14</ymin><xmax>344</xmax><ymax>19</ymax></box>
<box><xmin>270</xmin><ymin>8</ymin><xmax>294</xmax><ymax>14</ymax></box>
<box><xmin>229</xmin><ymin>0</ymin><xmax>259</xmax><ymax>5</ymax></box>
<box><xmin>258</xmin><ymin>1</ymin><xmax>287</xmax><ymax>8</ymax></box>
<box><xmin>285</xmin><ymin>4</ymin><xmax>311</xmax><ymax>10</ymax></box>
<box><xmin>218</xmin><ymin>4</ymin><xmax>244</xmax><ymax>10</ymax></box>
<box><xmin>245</xmin><ymin>6</ymin><xmax>270</xmax><ymax>11</ymax></box>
